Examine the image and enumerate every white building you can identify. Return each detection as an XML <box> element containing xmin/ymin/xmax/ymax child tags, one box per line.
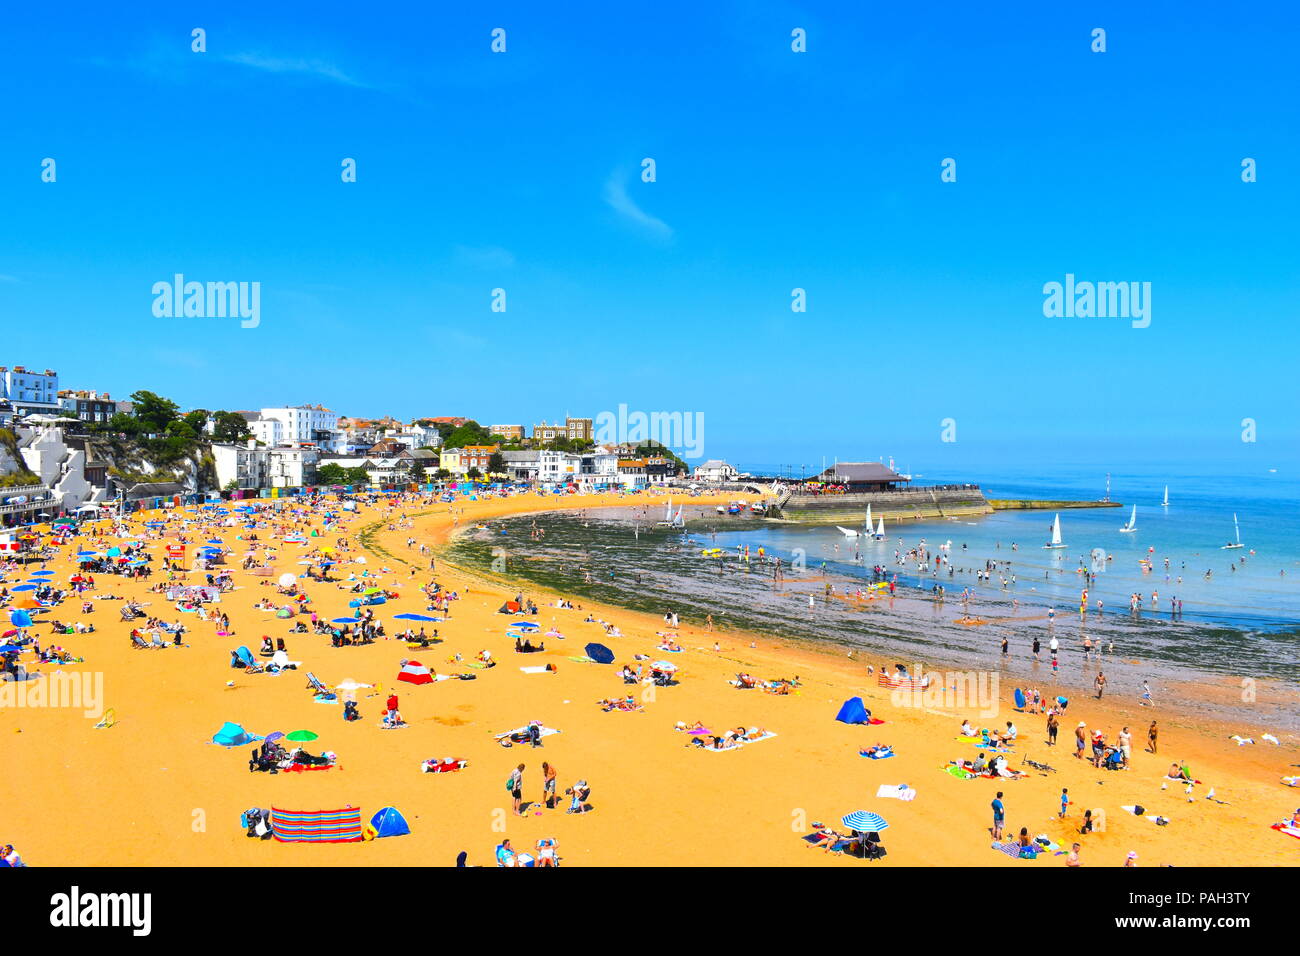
<box><xmin>257</xmin><ymin>405</ymin><xmax>340</xmax><ymax>450</ymax></box>
<box><xmin>1</xmin><ymin>366</ymin><xmax>60</xmax><ymax>415</ymax></box>
<box><xmin>212</xmin><ymin>441</ymin><xmax>270</xmax><ymax>491</ymax></box>
<box><xmin>538</xmin><ymin>450</ymin><xmax>581</xmax><ymax>485</ymax></box>
<box><xmin>268</xmin><ymin>445</ymin><xmax>319</xmax><ymax>488</ymax></box>
<box><xmin>13</xmin><ymin>424</ymin><xmax>108</xmax><ymax>512</ymax></box>
<box><xmin>694</xmin><ymin>459</ymin><xmax>738</xmax><ymax>483</ymax></box>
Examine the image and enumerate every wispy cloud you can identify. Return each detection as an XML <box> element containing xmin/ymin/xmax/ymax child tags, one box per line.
<box><xmin>221</xmin><ymin>52</ymin><xmax>370</xmax><ymax>88</ymax></box>
<box><xmin>0</xmin><ymin>275</ymin><xmax>18</xmax><ymax>283</ymax></box>
<box><xmin>604</xmin><ymin>170</ymin><xmax>673</xmax><ymax>241</ymax></box>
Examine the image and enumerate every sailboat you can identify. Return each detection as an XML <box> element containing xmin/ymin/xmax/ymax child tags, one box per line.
<box><xmin>672</xmin><ymin>506</ymin><xmax>685</xmax><ymax>528</ymax></box>
<box><xmin>1043</xmin><ymin>513</ymin><xmax>1066</xmax><ymax>549</ymax></box>
<box><xmin>873</xmin><ymin>516</ymin><xmax>885</xmax><ymax>540</ymax></box>
<box><xmin>1119</xmin><ymin>504</ymin><xmax>1137</xmax><ymax>533</ymax></box>
<box><xmin>656</xmin><ymin>498</ymin><xmax>674</xmax><ymax>527</ymax></box>
<box><xmin>1221</xmin><ymin>513</ymin><xmax>1244</xmax><ymax>550</ymax></box>
<box><xmin>836</xmin><ymin>525</ymin><xmax>862</xmax><ymax>537</ymax></box>
<box><xmin>864</xmin><ymin>504</ymin><xmax>873</xmax><ymax>535</ymax></box>
<box><xmin>1161</xmin><ymin>486</ymin><xmax>1169</xmax><ymax>508</ymax></box>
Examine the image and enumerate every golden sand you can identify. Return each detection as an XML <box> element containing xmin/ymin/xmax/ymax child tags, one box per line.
<box><xmin>3</xmin><ymin>491</ymin><xmax>1297</xmax><ymax>866</ymax></box>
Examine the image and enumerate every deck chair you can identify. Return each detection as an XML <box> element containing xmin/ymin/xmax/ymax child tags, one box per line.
<box><xmin>130</xmin><ymin>634</ymin><xmax>150</xmax><ymax>649</ymax></box>
<box><xmin>150</xmin><ymin>634</ymin><xmax>168</xmax><ymax>648</ymax></box>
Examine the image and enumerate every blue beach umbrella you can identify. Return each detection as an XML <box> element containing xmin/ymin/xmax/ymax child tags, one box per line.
<box><xmin>0</xmin><ymin>644</ymin><xmax>22</xmax><ymax>654</ymax></box>
<box><xmin>508</xmin><ymin>621</ymin><xmax>540</xmax><ymax>631</ymax></box>
<box><xmin>331</xmin><ymin>617</ymin><xmax>359</xmax><ymax>624</ymax></box>
<box><xmin>9</xmin><ymin>610</ymin><xmax>34</xmax><ymax>628</ymax></box>
<box><xmin>840</xmin><ymin>811</ymin><xmax>889</xmax><ymax>833</ymax></box>
<box><xmin>394</xmin><ymin>613</ymin><xmax>441</xmax><ymax>622</ymax></box>
<box><xmin>77</xmin><ymin>550</ymin><xmax>97</xmax><ymax>557</ymax></box>
<box><xmin>29</xmin><ymin>570</ymin><xmax>53</xmax><ymax>577</ymax></box>
<box><xmin>12</xmin><ymin>585</ymin><xmax>36</xmax><ymax>592</ymax></box>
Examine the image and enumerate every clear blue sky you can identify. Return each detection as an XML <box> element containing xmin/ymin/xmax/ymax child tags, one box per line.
<box><xmin>2</xmin><ymin>1</ymin><xmax>1297</xmax><ymax>474</ymax></box>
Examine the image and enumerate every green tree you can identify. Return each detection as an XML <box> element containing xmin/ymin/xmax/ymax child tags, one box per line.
<box><xmin>211</xmin><ymin>410</ymin><xmax>253</xmax><ymax>443</ymax></box>
<box><xmin>444</xmin><ymin>420</ymin><xmax>493</xmax><ymax>448</ymax></box>
<box><xmin>129</xmin><ymin>390</ymin><xmax>180</xmax><ymax>435</ymax></box>
<box><xmin>487</xmin><ymin>451</ymin><xmax>505</xmax><ymax>475</ymax></box>
<box><xmin>466</xmin><ymin>466</ymin><xmax>482</xmax><ymax>480</ymax></box>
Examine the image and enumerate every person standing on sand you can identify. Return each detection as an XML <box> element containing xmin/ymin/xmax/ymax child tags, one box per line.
<box><xmin>542</xmin><ymin>761</ymin><xmax>557</xmax><ymax>809</ymax></box>
<box><xmin>1094</xmin><ymin>671</ymin><xmax>1106</xmax><ymax>699</ymax></box>
<box><xmin>1047</xmin><ymin>713</ymin><xmax>1059</xmax><ymax>746</ymax></box>
<box><xmin>510</xmin><ymin>763</ymin><xmax>525</xmax><ymax>815</ymax></box>
<box><xmin>1075</xmin><ymin>722</ymin><xmax>1087</xmax><ymax>759</ymax></box>
<box><xmin>1147</xmin><ymin>720</ymin><xmax>1158</xmax><ymax>754</ymax></box>
<box><xmin>1059</xmin><ymin>787</ymin><xmax>1069</xmax><ymax>819</ymax></box>
<box><xmin>991</xmin><ymin>792</ymin><xmax>1005</xmax><ymax>841</ymax></box>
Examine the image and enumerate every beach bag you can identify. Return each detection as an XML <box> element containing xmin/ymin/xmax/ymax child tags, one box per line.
<box><xmin>506</xmin><ymin>777</ymin><xmax>515</xmax><ymax>792</ymax></box>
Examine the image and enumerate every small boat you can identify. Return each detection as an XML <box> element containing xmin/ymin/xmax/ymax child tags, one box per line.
<box><xmin>1221</xmin><ymin>513</ymin><xmax>1244</xmax><ymax>550</ymax></box>
<box><xmin>1119</xmin><ymin>504</ymin><xmax>1137</xmax><ymax>533</ymax></box>
<box><xmin>750</xmin><ymin>502</ymin><xmax>766</xmax><ymax>516</ymax></box>
<box><xmin>873</xmin><ymin>516</ymin><xmax>885</xmax><ymax>539</ymax></box>
<box><xmin>1161</xmin><ymin>486</ymin><xmax>1169</xmax><ymax>508</ymax></box>
<box><xmin>1043</xmin><ymin>513</ymin><xmax>1067</xmax><ymax>549</ymax></box>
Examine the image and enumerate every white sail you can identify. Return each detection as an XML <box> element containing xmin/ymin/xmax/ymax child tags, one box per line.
<box><xmin>875</xmin><ymin>516</ymin><xmax>885</xmax><ymax>538</ymax></box>
<box><xmin>1044</xmin><ymin>513</ymin><xmax>1066</xmax><ymax>548</ymax></box>
<box><xmin>673</xmin><ymin>506</ymin><xmax>684</xmax><ymax>528</ymax></box>
<box><xmin>864</xmin><ymin>504</ymin><xmax>873</xmax><ymax>531</ymax></box>
<box><xmin>665</xmin><ymin>497</ymin><xmax>673</xmax><ymax>523</ymax></box>
<box><xmin>1120</xmin><ymin>504</ymin><xmax>1136</xmax><ymax>533</ymax></box>
<box><xmin>1162</xmin><ymin>486</ymin><xmax>1169</xmax><ymax>507</ymax></box>
<box><xmin>837</xmin><ymin>526</ymin><xmax>861</xmax><ymax>537</ymax></box>
<box><xmin>1220</xmin><ymin>513</ymin><xmax>1244</xmax><ymax>549</ymax></box>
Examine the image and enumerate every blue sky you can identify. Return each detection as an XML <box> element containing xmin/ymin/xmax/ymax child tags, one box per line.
<box><xmin>2</xmin><ymin>1</ymin><xmax>1297</xmax><ymax>475</ymax></box>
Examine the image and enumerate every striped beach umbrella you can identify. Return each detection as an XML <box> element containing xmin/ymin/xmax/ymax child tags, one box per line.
<box><xmin>841</xmin><ymin>811</ymin><xmax>889</xmax><ymax>833</ymax></box>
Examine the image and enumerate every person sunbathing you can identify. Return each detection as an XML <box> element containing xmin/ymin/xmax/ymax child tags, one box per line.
<box><xmin>961</xmin><ymin>720</ymin><xmax>976</xmax><ymax>736</ymax></box>
<box><xmin>735</xmin><ymin>673</ymin><xmax>758</xmax><ymax>689</ymax></box>
<box><xmin>860</xmin><ymin>743</ymin><xmax>893</xmax><ymax>757</ymax></box>
<box><xmin>807</xmin><ymin>826</ymin><xmax>844</xmax><ymax>852</ymax></box>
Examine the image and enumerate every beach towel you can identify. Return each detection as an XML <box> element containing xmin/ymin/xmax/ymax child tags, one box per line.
<box><xmin>944</xmin><ymin>765</ymin><xmax>974</xmax><ymax>780</ymax></box>
<box><xmin>1271</xmin><ymin>825</ymin><xmax>1300</xmax><ymax>840</ymax></box>
<box><xmin>519</xmin><ymin>665</ymin><xmax>552</xmax><ymax>674</ymax></box>
<box><xmin>860</xmin><ymin>748</ymin><xmax>894</xmax><ymax>759</ymax></box>
<box><xmin>876</xmin><ymin>784</ymin><xmax>917</xmax><ymax>801</ymax></box>
<box><xmin>493</xmin><ymin>725</ymin><xmax>560</xmax><ymax>740</ymax></box>
<box><xmin>957</xmin><ymin>735</ymin><xmax>984</xmax><ymax>743</ymax></box>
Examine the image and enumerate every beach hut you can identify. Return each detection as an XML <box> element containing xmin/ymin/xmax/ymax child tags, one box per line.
<box><xmin>835</xmin><ymin>697</ymin><xmax>871</xmax><ymax>725</ymax></box>
<box><xmin>584</xmin><ymin>643</ymin><xmax>615</xmax><ymax>664</ymax></box>
<box><xmin>368</xmin><ymin>806</ymin><xmax>411</xmax><ymax>839</ymax></box>
<box><xmin>397</xmin><ymin>660</ymin><xmax>434</xmax><ymax>685</ymax></box>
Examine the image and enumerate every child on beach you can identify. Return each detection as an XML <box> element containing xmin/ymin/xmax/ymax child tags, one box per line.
<box><xmin>1059</xmin><ymin>788</ymin><xmax>1069</xmax><ymax>819</ymax></box>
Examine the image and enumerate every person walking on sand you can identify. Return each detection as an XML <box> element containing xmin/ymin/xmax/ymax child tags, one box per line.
<box><xmin>509</xmin><ymin>763</ymin><xmax>525</xmax><ymax>815</ymax></box>
<box><xmin>1074</xmin><ymin>722</ymin><xmax>1087</xmax><ymax>759</ymax></box>
<box><xmin>1147</xmin><ymin>720</ymin><xmax>1159</xmax><ymax>754</ymax></box>
<box><xmin>1047</xmin><ymin>712</ymin><xmax>1059</xmax><ymax>747</ymax></box>
<box><xmin>1094</xmin><ymin>671</ymin><xmax>1107</xmax><ymax>699</ymax></box>
<box><xmin>1140</xmin><ymin>679</ymin><xmax>1153</xmax><ymax>707</ymax></box>
<box><xmin>991</xmin><ymin>792</ymin><xmax>1006</xmax><ymax>841</ymax></box>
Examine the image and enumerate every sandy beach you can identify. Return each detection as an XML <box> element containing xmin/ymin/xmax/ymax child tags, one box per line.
<box><xmin>3</xmin><ymin>490</ymin><xmax>1298</xmax><ymax>867</ymax></box>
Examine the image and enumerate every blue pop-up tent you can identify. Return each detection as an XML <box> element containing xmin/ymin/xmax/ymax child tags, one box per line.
<box><xmin>369</xmin><ymin>806</ymin><xmax>410</xmax><ymax>838</ymax></box>
<box><xmin>212</xmin><ymin>722</ymin><xmax>262</xmax><ymax>747</ymax></box>
<box><xmin>584</xmin><ymin>643</ymin><xmax>615</xmax><ymax>664</ymax></box>
<box><xmin>834</xmin><ymin>696</ymin><xmax>871</xmax><ymax>724</ymax></box>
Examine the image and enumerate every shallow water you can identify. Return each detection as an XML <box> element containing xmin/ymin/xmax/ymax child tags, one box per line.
<box><xmin>446</xmin><ymin>493</ymin><xmax>1299</xmax><ymax>731</ymax></box>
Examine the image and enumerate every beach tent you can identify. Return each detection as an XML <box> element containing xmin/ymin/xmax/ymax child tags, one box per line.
<box><xmin>397</xmin><ymin>660</ymin><xmax>434</xmax><ymax>685</ymax></box>
<box><xmin>584</xmin><ymin>642</ymin><xmax>615</xmax><ymax>664</ymax></box>
<box><xmin>498</xmin><ymin>601</ymin><xmax>522</xmax><ymax>614</ymax></box>
<box><xmin>9</xmin><ymin>610</ymin><xmax>33</xmax><ymax>629</ymax></box>
<box><xmin>369</xmin><ymin>806</ymin><xmax>411</xmax><ymax>839</ymax></box>
<box><xmin>835</xmin><ymin>697</ymin><xmax>871</xmax><ymax>725</ymax></box>
<box><xmin>233</xmin><ymin>646</ymin><xmax>257</xmax><ymax>668</ymax></box>
<box><xmin>212</xmin><ymin>722</ymin><xmax>261</xmax><ymax>747</ymax></box>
